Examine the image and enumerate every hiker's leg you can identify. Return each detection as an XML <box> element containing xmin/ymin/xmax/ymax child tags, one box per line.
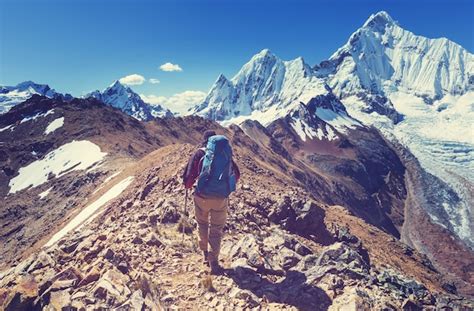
<box><xmin>208</xmin><ymin>198</ymin><xmax>228</xmax><ymax>263</ymax></box>
<box><xmin>194</xmin><ymin>195</ymin><xmax>210</xmax><ymax>252</ymax></box>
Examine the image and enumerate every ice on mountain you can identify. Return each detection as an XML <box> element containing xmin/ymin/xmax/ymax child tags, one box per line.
<box><xmin>86</xmin><ymin>80</ymin><xmax>173</xmax><ymax>121</ymax></box>
<box><xmin>20</xmin><ymin>109</ymin><xmax>55</xmax><ymax>124</ymax></box>
<box><xmin>45</xmin><ymin>117</ymin><xmax>64</xmax><ymax>135</ymax></box>
<box><xmin>45</xmin><ymin>176</ymin><xmax>134</xmax><ymax>247</ymax></box>
<box><xmin>315</xmin><ymin>107</ymin><xmax>360</xmax><ymax>133</ymax></box>
<box><xmin>38</xmin><ymin>187</ymin><xmax>53</xmax><ymax>199</ymax></box>
<box><xmin>0</xmin><ymin>124</ymin><xmax>14</xmax><ymax>132</ymax></box>
<box><xmin>0</xmin><ymin>81</ymin><xmax>69</xmax><ymax>114</ymax></box>
<box><xmin>8</xmin><ymin>140</ymin><xmax>107</xmax><ymax>194</ymax></box>
<box><xmin>194</xmin><ymin>49</ymin><xmax>330</xmax><ymax>124</ymax></box>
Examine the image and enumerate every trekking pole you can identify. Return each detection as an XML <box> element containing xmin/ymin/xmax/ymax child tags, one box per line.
<box><xmin>182</xmin><ymin>188</ymin><xmax>188</xmax><ymax>244</ymax></box>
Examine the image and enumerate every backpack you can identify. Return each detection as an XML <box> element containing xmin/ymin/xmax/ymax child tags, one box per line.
<box><xmin>196</xmin><ymin>135</ymin><xmax>236</xmax><ymax>198</ymax></box>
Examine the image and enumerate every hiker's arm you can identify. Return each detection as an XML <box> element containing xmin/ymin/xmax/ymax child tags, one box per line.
<box><xmin>183</xmin><ymin>150</ymin><xmax>204</xmax><ymax>188</ymax></box>
<box><xmin>232</xmin><ymin>160</ymin><xmax>240</xmax><ymax>182</ymax></box>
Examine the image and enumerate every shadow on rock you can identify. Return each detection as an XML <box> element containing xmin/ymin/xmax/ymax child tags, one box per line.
<box><xmin>227</xmin><ymin>266</ymin><xmax>331</xmax><ymax>310</ymax></box>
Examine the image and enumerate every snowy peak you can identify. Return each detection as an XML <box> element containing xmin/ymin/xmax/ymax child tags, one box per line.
<box><xmin>0</xmin><ymin>81</ymin><xmax>71</xmax><ymax>114</ymax></box>
<box><xmin>325</xmin><ymin>11</ymin><xmax>474</xmax><ymax>99</ymax></box>
<box><xmin>86</xmin><ymin>81</ymin><xmax>173</xmax><ymax>121</ymax></box>
<box><xmin>362</xmin><ymin>11</ymin><xmax>395</xmax><ymax>30</ymax></box>
<box><xmin>193</xmin><ymin>49</ymin><xmax>330</xmax><ymax>124</ymax></box>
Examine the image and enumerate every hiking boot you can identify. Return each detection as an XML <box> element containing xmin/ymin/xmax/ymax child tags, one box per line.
<box><xmin>203</xmin><ymin>251</ymin><xmax>209</xmax><ymax>266</ymax></box>
<box><xmin>209</xmin><ymin>261</ymin><xmax>223</xmax><ymax>275</ymax></box>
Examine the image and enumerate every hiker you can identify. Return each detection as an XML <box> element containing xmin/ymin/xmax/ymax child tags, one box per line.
<box><xmin>182</xmin><ymin>130</ymin><xmax>240</xmax><ymax>274</ymax></box>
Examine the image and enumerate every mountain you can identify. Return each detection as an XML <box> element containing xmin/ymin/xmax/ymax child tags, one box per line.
<box><xmin>86</xmin><ymin>81</ymin><xmax>173</xmax><ymax>121</ymax></box>
<box><xmin>316</xmin><ymin>10</ymin><xmax>474</xmax><ymax>248</ymax></box>
<box><xmin>1</xmin><ymin>96</ymin><xmax>473</xmax><ymax>309</ymax></box>
<box><xmin>0</xmin><ymin>81</ymin><xmax>72</xmax><ymax>114</ymax></box>
<box><xmin>192</xmin><ymin>11</ymin><xmax>474</xmax><ymax>250</ymax></box>
<box><xmin>192</xmin><ymin>49</ymin><xmax>340</xmax><ymax>126</ymax></box>
<box><xmin>321</xmin><ymin>11</ymin><xmax>473</xmax><ymax>102</ymax></box>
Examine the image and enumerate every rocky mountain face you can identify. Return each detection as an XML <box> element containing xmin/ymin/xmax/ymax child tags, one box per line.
<box><xmin>0</xmin><ymin>81</ymin><xmax>73</xmax><ymax>114</ymax></box>
<box><xmin>86</xmin><ymin>81</ymin><xmax>173</xmax><ymax>121</ymax></box>
<box><xmin>192</xmin><ymin>11</ymin><xmax>473</xmax><ymax>254</ymax></box>
<box><xmin>317</xmin><ymin>11</ymin><xmax>474</xmax><ymax>249</ymax></box>
<box><xmin>1</xmin><ymin>96</ymin><xmax>473</xmax><ymax>309</ymax></box>
<box><xmin>0</xmin><ymin>95</ymin><xmax>210</xmax><ymax>272</ymax></box>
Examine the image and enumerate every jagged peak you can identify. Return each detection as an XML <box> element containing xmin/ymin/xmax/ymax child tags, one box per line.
<box><xmin>108</xmin><ymin>80</ymin><xmax>128</xmax><ymax>90</ymax></box>
<box><xmin>216</xmin><ymin>74</ymin><xmax>229</xmax><ymax>83</ymax></box>
<box><xmin>248</xmin><ymin>49</ymin><xmax>279</xmax><ymax>64</ymax></box>
<box><xmin>15</xmin><ymin>80</ymin><xmax>50</xmax><ymax>90</ymax></box>
<box><xmin>363</xmin><ymin>11</ymin><xmax>395</xmax><ymax>27</ymax></box>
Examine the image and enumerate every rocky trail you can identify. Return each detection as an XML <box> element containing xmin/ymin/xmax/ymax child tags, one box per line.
<box><xmin>1</xmin><ymin>143</ymin><xmax>473</xmax><ymax>310</ymax></box>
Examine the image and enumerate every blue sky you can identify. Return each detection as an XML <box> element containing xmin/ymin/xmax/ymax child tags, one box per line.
<box><xmin>0</xmin><ymin>0</ymin><xmax>473</xmax><ymax>100</ymax></box>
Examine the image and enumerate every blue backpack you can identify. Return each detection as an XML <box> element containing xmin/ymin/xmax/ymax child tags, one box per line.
<box><xmin>196</xmin><ymin>135</ymin><xmax>237</xmax><ymax>198</ymax></box>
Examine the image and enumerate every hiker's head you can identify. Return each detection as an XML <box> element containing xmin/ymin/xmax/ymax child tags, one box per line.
<box><xmin>203</xmin><ymin>130</ymin><xmax>216</xmax><ymax>143</ymax></box>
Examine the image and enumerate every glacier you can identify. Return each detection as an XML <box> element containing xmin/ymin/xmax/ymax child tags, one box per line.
<box><xmin>193</xmin><ymin>11</ymin><xmax>474</xmax><ymax>246</ymax></box>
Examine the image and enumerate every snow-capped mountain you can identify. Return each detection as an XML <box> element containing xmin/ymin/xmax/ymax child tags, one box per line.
<box><xmin>192</xmin><ymin>49</ymin><xmax>337</xmax><ymax>126</ymax></box>
<box><xmin>0</xmin><ymin>81</ymin><xmax>72</xmax><ymax>114</ymax></box>
<box><xmin>322</xmin><ymin>11</ymin><xmax>473</xmax><ymax>102</ymax></box>
<box><xmin>86</xmin><ymin>81</ymin><xmax>173</xmax><ymax>121</ymax></box>
<box><xmin>318</xmin><ymin>11</ymin><xmax>474</xmax><ymax>246</ymax></box>
<box><xmin>192</xmin><ymin>11</ymin><xmax>474</xmax><ymax>247</ymax></box>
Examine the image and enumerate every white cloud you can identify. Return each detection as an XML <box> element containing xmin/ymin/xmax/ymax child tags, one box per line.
<box><xmin>149</xmin><ymin>78</ymin><xmax>160</xmax><ymax>84</ymax></box>
<box><xmin>119</xmin><ymin>74</ymin><xmax>145</xmax><ymax>85</ymax></box>
<box><xmin>140</xmin><ymin>90</ymin><xmax>206</xmax><ymax>115</ymax></box>
<box><xmin>159</xmin><ymin>62</ymin><xmax>183</xmax><ymax>72</ymax></box>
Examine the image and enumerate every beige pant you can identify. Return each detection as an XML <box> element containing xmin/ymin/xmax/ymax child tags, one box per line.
<box><xmin>194</xmin><ymin>194</ymin><xmax>228</xmax><ymax>263</ymax></box>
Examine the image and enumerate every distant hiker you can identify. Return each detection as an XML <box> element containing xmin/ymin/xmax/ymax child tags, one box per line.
<box><xmin>182</xmin><ymin>130</ymin><xmax>240</xmax><ymax>274</ymax></box>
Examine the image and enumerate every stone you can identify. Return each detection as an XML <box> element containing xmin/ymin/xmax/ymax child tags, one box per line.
<box><xmin>130</xmin><ymin>290</ymin><xmax>145</xmax><ymax>310</ymax></box>
<box><xmin>117</xmin><ymin>261</ymin><xmax>129</xmax><ymax>274</ymax></box>
<box><xmin>294</xmin><ymin>243</ymin><xmax>312</xmax><ymax>256</ymax></box>
<box><xmin>329</xmin><ymin>288</ymin><xmax>371</xmax><ymax>311</ymax></box>
<box><xmin>49</xmin><ymin>290</ymin><xmax>72</xmax><ymax>310</ymax></box>
<box><xmin>233</xmin><ymin>289</ymin><xmax>260</xmax><ymax>308</ymax></box>
<box><xmin>27</xmin><ymin>251</ymin><xmax>55</xmax><ymax>272</ymax></box>
<box><xmin>104</xmin><ymin>248</ymin><xmax>115</xmax><ymax>260</ymax></box>
<box><xmin>4</xmin><ymin>277</ymin><xmax>38</xmax><ymax>311</ymax></box>
<box><xmin>50</xmin><ymin>278</ymin><xmax>77</xmax><ymax>291</ymax></box>
<box><xmin>132</xmin><ymin>236</ymin><xmax>143</xmax><ymax>244</ymax></box>
<box><xmin>78</xmin><ymin>267</ymin><xmax>100</xmax><ymax>287</ymax></box>
<box><xmin>145</xmin><ymin>233</ymin><xmax>163</xmax><ymax>247</ymax></box>
<box><xmin>93</xmin><ymin>268</ymin><xmax>131</xmax><ymax>304</ymax></box>
<box><xmin>148</xmin><ymin>213</ymin><xmax>160</xmax><ymax>226</ymax></box>
<box><xmin>402</xmin><ymin>298</ymin><xmax>422</xmax><ymax>310</ymax></box>
<box><xmin>60</xmin><ymin>240</ymin><xmax>80</xmax><ymax>253</ymax></box>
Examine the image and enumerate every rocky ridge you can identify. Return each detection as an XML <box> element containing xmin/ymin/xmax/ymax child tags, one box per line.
<box><xmin>1</xmin><ymin>140</ymin><xmax>473</xmax><ymax>310</ymax></box>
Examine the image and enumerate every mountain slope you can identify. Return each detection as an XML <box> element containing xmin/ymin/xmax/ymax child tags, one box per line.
<box><xmin>322</xmin><ymin>11</ymin><xmax>473</xmax><ymax>100</ymax></box>
<box><xmin>1</xmin><ymin>96</ymin><xmax>473</xmax><ymax>309</ymax></box>
<box><xmin>1</xmin><ymin>142</ymin><xmax>473</xmax><ymax>310</ymax></box>
<box><xmin>86</xmin><ymin>81</ymin><xmax>173</xmax><ymax>121</ymax></box>
<box><xmin>0</xmin><ymin>95</ymin><xmax>205</xmax><ymax>271</ymax></box>
<box><xmin>192</xmin><ymin>49</ymin><xmax>334</xmax><ymax>126</ymax></box>
<box><xmin>316</xmin><ymin>11</ymin><xmax>474</xmax><ymax>247</ymax></box>
<box><xmin>0</xmin><ymin>81</ymin><xmax>72</xmax><ymax>114</ymax></box>
<box><xmin>192</xmin><ymin>11</ymin><xmax>473</xmax><ymax>249</ymax></box>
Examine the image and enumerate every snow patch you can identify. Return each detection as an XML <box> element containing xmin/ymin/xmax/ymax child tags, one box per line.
<box><xmin>45</xmin><ymin>176</ymin><xmax>134</xmax><ymax>247</ymax></box>
<box><xmin>93</xmin><ymin>170</ymin><xmax>123</xmax><ymax>194</ymax></box>
<box><xmin>8</xmin><ymin>140</ymin><xmax>107</xmax><ymax>194</ymax></box>
<box><xmin>315</xmin><ymin>108</ymin><xmax>360</xmax><ymax>132</ymax></box>
<box><xmin>44</xmin><ymin>117</ymin><xmax>64</xmax><ymax>135</ymax></box>
<box><xmin>38</xmin><ymin>187</ymin><xmax>53</xmax><ymax>199</ymax></box>
<box><xmin>20</xmin><ymin>109</ymin><xmax>55</xmax><ymax>124</ymax></box>
<box><xmin>0</xmin><ymin>124</ymin><xmax>14</xmax><ymax>132</ymax></box>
